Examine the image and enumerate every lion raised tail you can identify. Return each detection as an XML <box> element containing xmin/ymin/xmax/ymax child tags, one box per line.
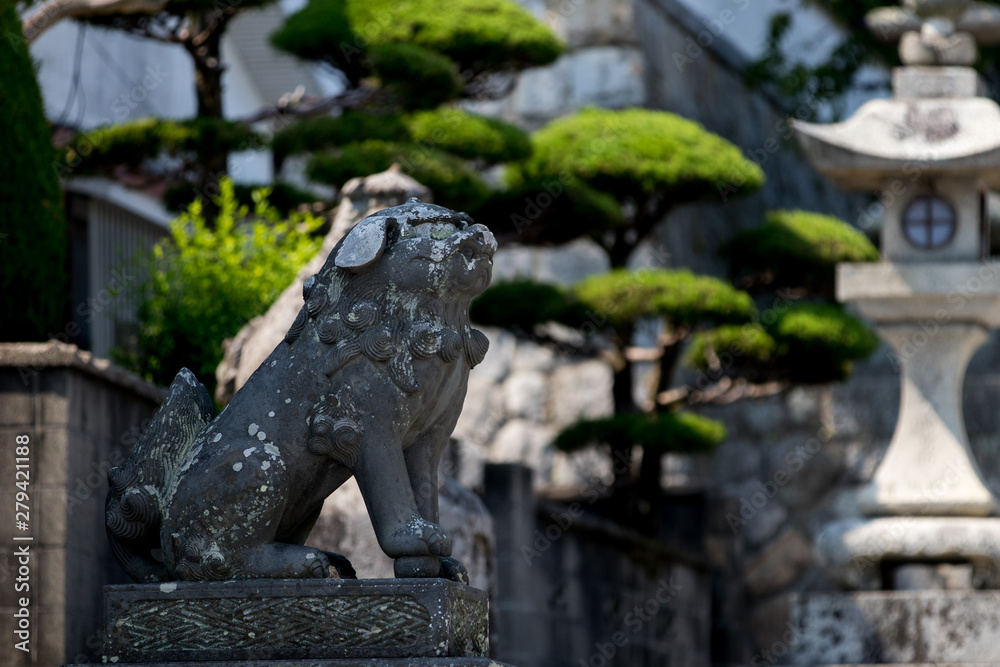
<box><xmin>106</xmin><ymin>368</ymin><xmax>215</xmax><ymax>582</ymax></box>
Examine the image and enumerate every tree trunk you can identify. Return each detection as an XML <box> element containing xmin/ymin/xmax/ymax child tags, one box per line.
<box><xmin>192</xmin><ymin>25</ymin><xmax>224</xmax><ymax>118</ymax></box>
<box><xmin>186</xmin><ymin>15</ymin><xmax>228</xmax><ymax>223</ymax></box>
<box><xmin>610</xmin><ymin>346</ymin><xmax>637</xmax><ymax>497</ymax></box>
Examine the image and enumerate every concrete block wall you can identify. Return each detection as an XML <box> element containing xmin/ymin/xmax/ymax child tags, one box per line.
<box><xmin>0</xmin><ymin>343</ymin><xmax>162</xmax><ymax>667</ymax></box>
<box><xmin>485</xmin><ymin>464</ymin><xmax>711</xmax><ymax>667</ymax></box>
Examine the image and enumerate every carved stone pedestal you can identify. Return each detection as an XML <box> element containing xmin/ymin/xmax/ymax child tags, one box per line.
<box><xmin>99</xmin><ymin>579</ymin><xmax>511</xmax><ymax>667</ymax></box>
<box><xmin>791</xmin><ymin>591</ymin><xmax>1000</xmax><ymax>664</ymax></box>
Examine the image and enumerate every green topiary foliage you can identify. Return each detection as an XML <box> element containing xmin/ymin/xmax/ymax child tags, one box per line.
<box><xmin>269</xmin><ymin>0</ymin><xmax>361</xmax><ymax>79</ymax></box>
<box><xmin>271</xmin><ymin>0</ymin><xmax>562</xmax><ymax>81</ymax></box>
<box><xmin>573</xmin><ymin>268</ymin><xmax>757</xmax><ymax>334</ymax></box>
<box><xmin>369</xmin><ymin>43</ymin><xmax>464</xmax><ymax>110</ymax></box>
<box><xmin>405</xmin><ymin>108</ymin><xmax>531</xmax><ymax>164</ymax></box>
<box><xmin>272</xmin><ymin>108</ymin><xmax>528</xmax><ymax>169</ymax></box>
<box><xmin>467</xmin><ymin>178</ymin><xmax>622</xmax><ymax>244</ymax></box>
<box><xmin>768</xmin><ymin>301</ymin><xmax>879</xmax><ymax>383</ymax></box>
<box><xmin>169</xmin><ymin>117</ymin><xmax>264</xmax><ymax>160</ymax></box>
<box><xmin>0</xmin><ymin>3</ymin><xmax>68</xmax><ymax>342</ymax></box>
<box><xmin>306</xmin><ymin>140</ymin><xmax>491</xmax><ymax>210</ymax></box>
<box><xmin>115</xmin><ymin>179</ymin><xmax>322</xmax><ymax>388</ymax></box>
<box><xmin>724</xmin><ymin>209</ymin><xmax>879</xmax><ymax>291</ymax></box>
<box><xmin>555</xmin><ymin>411</ymin><xmax>725</xmax><ymax>456</ymax></box>
<box><xmin>470</xmin><ymin>279</ymin><xmax>591</xmax><ymax>332</ymax></box>
<box><xmin>511</xmin><ymin>107</ymin><xmax>766</xmax><ymax>205</ymax></box>
<box><xmin>271</xmin><ymin>112</ymin><xmax>410</xmax><ymax>167</ymax></box>
<box><xmin>355</xmin><ymin>0</ymin><xmax>562</xmax><ymax>74</ymax></box>
<box><xmin>60</xmin><ymin>117</ymin><xmax>264</xmax><ymax>175</ymax></box>
<box><xmin>684</xmin><ymin>323</ymin><xmax>778</xmax><ymax>374</ymax></box>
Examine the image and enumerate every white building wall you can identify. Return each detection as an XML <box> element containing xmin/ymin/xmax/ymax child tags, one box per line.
<box><xmin>31</xmin><ymin>21</ymin><xmax>198</xmax><ymax>129</ymax></box>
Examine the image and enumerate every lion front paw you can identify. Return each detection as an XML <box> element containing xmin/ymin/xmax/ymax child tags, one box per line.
<box><xmin>386</xmin><ymin>516</ymin><xmax>452</xmax><ymax>558</ymax></box>
<box><xmin>439</xmin><ymin>556</ymin><xmax>469</xmax><ymax>585</ymax></box>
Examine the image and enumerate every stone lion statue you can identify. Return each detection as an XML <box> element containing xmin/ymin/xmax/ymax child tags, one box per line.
<box><xmin>105</xmin><ymin>199</ymin><xmax>496</xmax><ymax>582</ymax></box>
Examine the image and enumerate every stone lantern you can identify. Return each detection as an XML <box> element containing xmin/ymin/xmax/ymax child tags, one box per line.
<box><xmin>789</xmin><ymin>1</ymin><xmax>1000</xmax><ymax>662</ymax></box>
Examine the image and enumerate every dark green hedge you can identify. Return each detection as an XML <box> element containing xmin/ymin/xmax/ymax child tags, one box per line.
<box><xmin>0</xmin><ymin>4</ymin><xmax>68</xmax><ymax>341</ymax></box>
<box><xmin>724</xmin><ymin>209</ymin><xmax>878</xmax><ymax>291</ymax></box>
<box><xmin>59</xmin><ymin>117</ymin><xmax>264</xmax><ymax>175</ymax></box>
<box><xmin>555</xmin><ymin>412</ymin><xmax>725</xmax><ymax>455</ymax></box>
<box><xmin>470</xmin><ymin>279</ymin><xmax>591</xmax><ymax>332</ymax></box>
<box><xmin>306</xmin><ymin>140</ymin><xmax>490</xmax><ymax>211</ymax></box>
<box><xmin>467</xmin><ymin>177</ymin><xmax>622</xmax><ymax>244</ymax></box>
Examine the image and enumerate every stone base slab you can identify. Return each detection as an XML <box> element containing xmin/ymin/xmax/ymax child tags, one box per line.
<box><xmin>814</xmin><ymin>517</ymin><xmax>1000</xmax><ymax>590</ymax></box>
<box><xmin>790</xmin><ymin>591</ymin><xmax>1000</xmax><ymax>664</ymax></box>
<box><xmin>103</xmin><ymin>579</ymin><xmax>489</xmax><ymax>664</ymax></box>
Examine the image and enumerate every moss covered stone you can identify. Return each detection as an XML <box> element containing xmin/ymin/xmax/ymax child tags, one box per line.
<box><xmin>0</xmin><ymin>4</ymin><xmax>67</xmax><ymax>341</ymax></box>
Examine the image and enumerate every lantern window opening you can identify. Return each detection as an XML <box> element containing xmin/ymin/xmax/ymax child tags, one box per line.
<box><xmin>902</xmin><ymin>194</ymin><xmax>957</xmax><ymax>249</ymax></box>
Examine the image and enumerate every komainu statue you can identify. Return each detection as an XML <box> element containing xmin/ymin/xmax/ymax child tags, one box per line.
<box><xmin>105</xmin><ymin>199</ymin><xmax>496</xmax><ymax>583</ymax></box>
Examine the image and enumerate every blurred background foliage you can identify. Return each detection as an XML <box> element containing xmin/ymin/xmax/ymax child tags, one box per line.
<box><xmin>113</xmin><ymin>179</ymin><xmax>322</xmax><ymax>388</ymax></box>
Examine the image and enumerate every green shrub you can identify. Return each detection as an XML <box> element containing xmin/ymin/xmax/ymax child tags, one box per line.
<box><xmin>470</xmin><ymin>279</ymin><xmax>590</xmax><ymax>332</ymax></box>
<box><xmin>271</xmin><ymin>112</ymin><xmax>410</xmax><ymax>166</ymax></box>
<box><xmin>352</xmin><ymin>0</ymin><xmax>562</xmax><ymax>74</ymax></box>
<box><xmin>725</xmin><ymin>209</ymin><xmax>878</xmax><ymax>290</ymax></box>
<box><xmin>369</xmin><ymin>43</ymin><xmax>464</xmax><ymax>110</ymax></box>
<box><xmin>269</xmin><ymin>0</ymin><xmax>363</xmax><ymax>79</ymax></box>
<box><xmin>512</xmin><ymin>107</ymin><xmax>766</xmax><ymax>204</ymax></box>
<box><xmin>0</xmin><ymin>3</ymin><xmax>68</xmax><ymax>341</ymax></box>
<box><xmin>468</xmin><ymin>178</ymin><xmax>622</xmax><ymax>244</ymax></box>
<box><xmin>574</xmin><ymin>269</ymin><xmax>757</xmax><ymax>333</ymax></box>
<box><xmin>272</xmin><ymin>107</ymin><xmax>528</xmax><ymax>168</ymax></box>
<box><xmin>684</xmin><ymin>323</ymin><xmax>778</xmax><ymax>372</ymax></box>
<box><xmin>767</xmin><ymin>301</ymin><xmax>879</xmax><ymax>382</ymax></box>
<box><xmin>59</xmin><ymin>117</ymin><xmax>263</xmax><ymax>175</ymax></box>
<box><xmin>406</xmin><ymin>108</ymin><xmax>530</xmax><ymax>164</ymax></box>
<box><xmin>271</xmin><ymin>0</ymin><xmax>562</xmax><ymax>79</ymax></box>
<box><xmin>115</xmin><ymin>179</ymin><xmax>322</xmax><ymax>388</ymax></box>
<box><xmin>306</xmin><ymin>140</ymin><xmax>491</xmax><ymax>210</ymax></box>
<box><xmin>555</xmin><ymin>412</ymin><xmax>725</xmax><ymax>455</ymax></box>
